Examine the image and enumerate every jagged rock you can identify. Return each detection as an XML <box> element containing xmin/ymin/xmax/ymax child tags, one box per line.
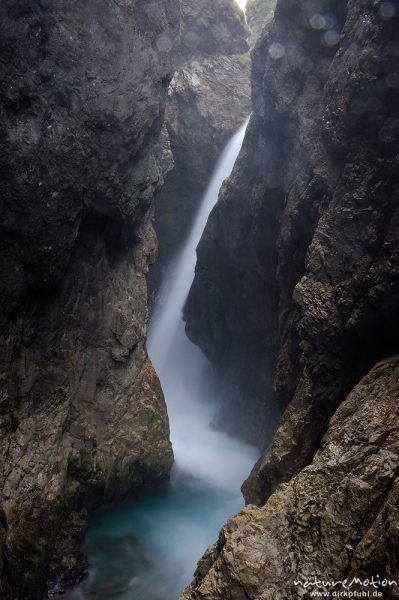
<box><xmin>180</xmin><ymin>0</ymin><xmax>248</xmax><ymax>59</ymax></box>
<box><xmin>243</xmin><ymin>0</ymin><xmax>399</xmax><ymax>505</ymax></box>
<box><xmin>246</xmin><ymin>0</ymin><xmax>276</xmax><ymax>43</ymax></box>
<box><xmin>151</xmin><ymin>53</ymin><xmax>251</xmax><ymax>291</ymax></box>
<box><xmin>185</xmin><ymin>0</ymin><xmax>399</xmax><ymax>487</ymax></box>
<box><xmin>180</xmin><ymin>356</ymin><xmax>399</xmax><ymax>599</ymax></box>
<box><xmin>0</xmin><ymin>0</ymin><xmax>178</xmax><ymax>597</ymax></box>
<box><xmin>150</xmin><ymin>1</ymin><xmax>250</xmax><ymax>294</ymax></box>
<box><xmin>183</xmin><ymin>0</ymin><xmax>399</xmax><ymax>595</ymax></box>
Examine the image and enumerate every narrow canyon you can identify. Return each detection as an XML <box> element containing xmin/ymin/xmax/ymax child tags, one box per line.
<box><xmin>0</xmin><ymin>0</ymin><xmax>398</xmax><ymax>599</ymax></box>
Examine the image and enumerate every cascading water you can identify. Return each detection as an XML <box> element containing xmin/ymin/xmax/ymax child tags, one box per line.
<box><xmin>148</xmin><ymin>117</ymin><xmax>250</xmax><ymax>372</ymax></box>
<box><xmin>70</xmin><ymin>119</ymin><xmax>257</xmax><ymax>600</ymax></box>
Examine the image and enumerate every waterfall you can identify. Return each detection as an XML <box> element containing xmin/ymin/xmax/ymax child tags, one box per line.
<box><xmin>148</xmin><ymin>118</ymin><xmax>255</xmax><ymax>492</ymax></box>
<box><xmin>70</xmin><ymin>119</ymin><xmax>257</xmax><ymax>600</ymax></box>
<box><xmin>148</xmin><ymin>118</ymin><xmax>249</xmax><ymax>372</ymax></box>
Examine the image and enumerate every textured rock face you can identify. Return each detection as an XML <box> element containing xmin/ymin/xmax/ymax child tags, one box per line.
<box><xmin>151</xmin><ymin>51</ymin><xmax>251</xmax><ymax>291</ymax></box>
<box><xmin>150</xmin><ymin>0</ymin><xmax>250</xmax><ymax>295</ymax></box>
<box><xmin>243</xmin><ymin>0</ymin><xmax>399</xmax><ymax>504</ymax></box>
<box><xmin>0</xmin><ymin>1</ymin><xmax>178</xmax><ymax>597</ymax></box>
<box><xmin>246</xmin><ymin>0</ymin><xmax>276</xmax><ymax>42</ymax></box>
<box><xmin>182</xmin><ymin>0</ymin><xmax>399</xmax><ymax>595</ymax></box>
<box><xmin>180</xmin><ymin>0</ymin><xmax>248</xmax><ymax>59</ymax></box>
<box><xmin>185</xmin><ymin>0</ymin><xmax>399</xmax><ymax>480</ymax></box>
<box><xmin>181</xmin><ymin>356</ymin><xmax>399</xmax><ymax>599</ymax></box>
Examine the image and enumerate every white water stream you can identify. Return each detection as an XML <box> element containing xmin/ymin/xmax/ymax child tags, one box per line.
<box><xmin>148</xmin><ymin>116</ymin><xmax>256</xmax><ymax>494</ymax></box>
<box><xmin>71</xmin><ymin>119</ymin><xmax>257</xmax><ymax>600</ymax></box>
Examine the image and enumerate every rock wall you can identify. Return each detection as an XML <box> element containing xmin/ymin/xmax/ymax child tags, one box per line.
<box><xmin>149</xmin><ymin>2</ymin><xmax>250</xmax><ymax>294</ymax></box>
<box><xmin>183</xmin><ymin>0</ymin><xmax>399</xmax><ymax>593</ymax></box>
<box><xmin>181</xmin><ymin>356</ymin><xmax>399</xmax><ymax>599</ymax></box>
<box><xmin>0</xmin><ymin>1</ymin><xmax>179</xmax><ymax>597</ymax></box>
<box><xmin>246</xmin><ymin>0</ymin><xmax>276</xmax><ymax>43</ymax></box>
<box><xmin>180</xmin><ymin>0</ymin><xmax>248</xmax><ymax>58</ymax></box>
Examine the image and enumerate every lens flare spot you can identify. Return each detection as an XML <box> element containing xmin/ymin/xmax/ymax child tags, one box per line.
<box><xmin>269</xmin><ymin>42</ymin><xmax>286</xmax><ymax>59</ymax></box>
<box><xmin>155</xmin><ymin>35</ymin><xmax>173</xmax><ymax>52</ymax></box>
<box><xmin>380</xmin><ymin>1</ymin><xmax>396</xmax><ymax>17</ymax></box>
<box><xmin>322</xmin><ymin>29</ymin><xmax>341</xmax><ymax>47</ymax></box>
<box><xmin>309</xmin><ymin>14</ymin><xmax>326</xmax><ymax>30</ymax></box>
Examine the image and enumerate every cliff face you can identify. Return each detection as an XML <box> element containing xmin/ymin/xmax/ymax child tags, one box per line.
<box><xmin>185</xmin><ymin>0</ymin><xmax>399</xmax><ymax>487</ymax></box>
<box><xmin>243</xmin><ymin>0</ymin><xmax>399</xmax><ymax>504</ymax></box>
<box><xmin>149</xmin><ymin>2</ymin><xmax>250</xmax><ymax>293</ymax></box>
<box><xmin>181</xmin><ymin>356</ymin><xmax>399</xmax><ymax>599</ymax></box>
<box><xmin>246</xmin><ymin>0</ymin><xmax>276</xmax><ymax>43</ymax></box>
<box><xmin>0</xmin><ymin>1</ymin><xmax>179</xmax><ymax>597</ymax></box>
<box><xmin>183</xmin><ymin>0</ymin><xmax>399</xmax><ymax>593</ymax></box>
<box><xmin>180</xmin><ymin>0</ymin><xmax>248</xmax><ymax>58</ymax></box>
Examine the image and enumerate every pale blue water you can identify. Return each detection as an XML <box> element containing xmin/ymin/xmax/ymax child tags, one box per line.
<box><xmin>77</xmin><ymin>470</ymin><xmax>246</xmax><ymax>599</ymax></box>
<box><xmin>69</xmin><ymin>121</ymin><xmax>255</xmax><ymax>600</ymax></box>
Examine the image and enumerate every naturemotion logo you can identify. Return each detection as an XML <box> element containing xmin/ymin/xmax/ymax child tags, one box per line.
<box><xmin>293</xmin><ymin>576</ymin><xmax>398</xmax><ymax>598</ymax></box>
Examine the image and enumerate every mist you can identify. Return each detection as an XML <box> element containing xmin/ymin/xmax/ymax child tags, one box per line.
<box><xmin>68</xmin><ymin>120</ymin><xmax>257</xmax><ymax>600</ymax></box>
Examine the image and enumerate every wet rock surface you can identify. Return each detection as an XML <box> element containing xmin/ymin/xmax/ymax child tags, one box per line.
<box><xmin>246</xmin><ymin>0</ymin><xmax>276</xmax><ymax>43</ymax></box>
<box><xmin>0</xmin><ymin>0</ymin><xmax>253</xmax><ymax>596</ymax></box>
<box><xmin>150</xmin><ymin>0</ymin><xmax>250</xmax><ymax>294</ymax></box>
<box><xmin>0</xmin><ymin>0</ymin><xmax>178</xmax><ymax>597</ymax></box>
<box><xmin>2</xmin><ymin>0</ymin><xmax>399</xmax><ymax>597</ymax></box>
<box><xmin>181</xmin><ymin>356</ymin><xmax>399</xmax><ymax>599</ymax></box>
<box><xmin>185</xmin><ymin>0</ymin><xmax>399</xmax><ymax>478</ymax></box>
<box><xmin>180</xmin><ymin>0</ymin><xmax>248</xmax><ymax>59</ymax></box>
<box><xmin>243</xmin><ymin>0</ymin><xmax>399</xmax><ymax>505</ymax></box>
<box><xmin>183</xmin><ymin>0</ymin><xmax>399</xmax><ymax>593</ymax></box>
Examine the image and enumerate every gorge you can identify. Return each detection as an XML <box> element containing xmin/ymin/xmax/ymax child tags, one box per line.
<box><xmin>0</xmin><ymin>0</ymin><xmax>398</xmax><ymax>599</ymax></box>
<box><xmin>69</xmin><ymin>119</ymin><xmax>257</xmax><ymax>600</ymax></box>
